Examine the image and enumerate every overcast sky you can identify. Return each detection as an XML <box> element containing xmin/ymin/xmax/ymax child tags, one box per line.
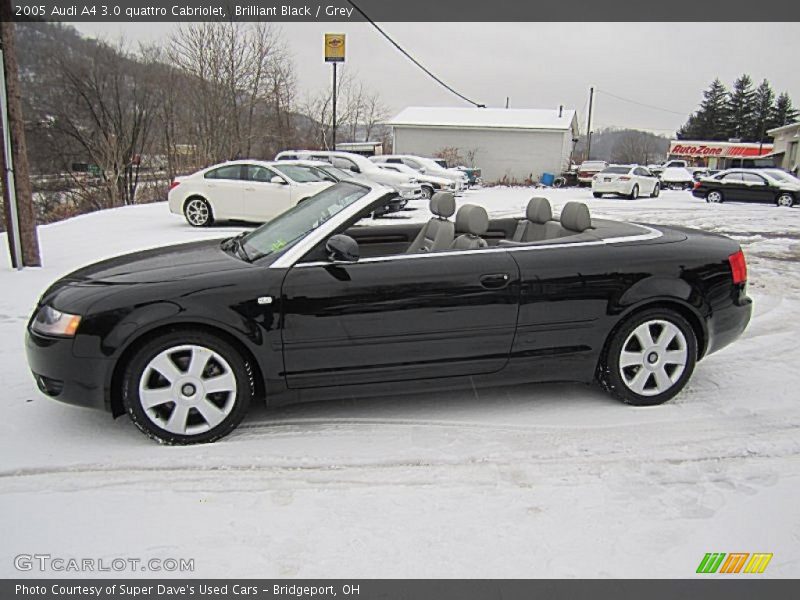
<box><xmin>69</xmin><ymin>22</ymin><xmax>800</xmax><ymax>136</ymax></box>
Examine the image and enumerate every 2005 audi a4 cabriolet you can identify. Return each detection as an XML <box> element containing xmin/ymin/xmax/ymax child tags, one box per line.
<box><xmin>26</xmin><ymin>182</ymin><xmax>752</xmax><ymax>444</ymax></box>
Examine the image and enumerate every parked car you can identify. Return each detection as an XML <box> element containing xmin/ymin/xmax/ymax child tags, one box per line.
<box><xmin>650</xmin><ymin>160</ymin><xmax>689</xmax><ymax>176</ymax></box>
<box><xmin>455</xmin><ymin>166</ymin><xmax>482</xmax><ymax>187</ymax></box>
<box><xmin>275</xmin><ymin>150</ymin><xmax>423</xmax><ymax>202</ymax></box>
<box><xmin>659</xmin><ymin>167</ymin><xmax>695</xmax><ymax>190</ymax></box>
<box><xmin>371</xmin><ymin>154</ymin><xmax>468</xmax><ymax>191</ymax></box>
<box><xmin>692</xmin><ymin>169</ymin><xmax>799</xmax><ymax>206</ymax></box>
<box><xmin>577</xmin><ymin>161</ymin><xmax>608</xmax><ymax>186</ymax></box>
<box><xmin>168</xmin><ymin>160</ymin><xmax>334</xmax><ymax>227</ymax></box>
<box><xmin>375</xmin><ymin>162</ymin><xmax>456</xmax><ymax>198</ymax></box>
<box><xmin>592</xmin><ymin>165</ymin><xmax>660</xmax><ymax>199</ymax></box>
<box><xmin>27</xmin><ymin>183</ymin><xmax>752</xmax><ymax>444</ymax></box>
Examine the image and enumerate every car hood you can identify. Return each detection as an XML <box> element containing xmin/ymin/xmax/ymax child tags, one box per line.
<box><xmin>58</xmin><ymin>239</ymin><xmax>249</xmax><ymax>286</ymax></box>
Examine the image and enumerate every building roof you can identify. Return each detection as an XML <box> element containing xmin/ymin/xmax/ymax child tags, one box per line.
<box><xmin>767</xmin><ymin>122</ymin><xmax>800</xmax><ymax>136</ymax></box>
<box><xmin>388</xmin><ymin>106</ymin><xmax>577</xmax><ymax>131</ymax></box>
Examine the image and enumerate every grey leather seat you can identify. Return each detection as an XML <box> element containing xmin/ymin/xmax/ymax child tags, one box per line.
<box><xmin>451</xmin><ymin>204</ymin><xmax>489</xmax><ymax>250</ymax></box>
<box><xmin>406</xmin><ymin>192</ymin><xmax>456</xmax><ymax>253</ymax></box>
<box><xmin>559</xmin><ymin>201</ymin><xmax>592</xmax><ymax>233</ymax></box>
<box><xmin>512</xmin><ymin>197</ymin><xmax>563</xmax><ymax>242</ymax></box>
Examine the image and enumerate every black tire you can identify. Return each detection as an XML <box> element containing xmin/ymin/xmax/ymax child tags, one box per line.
<box><xmin>122</xmin><ymin>330</ymin><xmax>253</xmax><ymax>444</ymax></box>
<box><xmin>593</xmin><ymin>192</ymin><xmax>603</xmax><ymax>198</ymax></box>
<box><xmin>183</xmin><ymin>197</ymin><xmax>214</xmax><ymax>227</ymax></box>
<box><xmin>776</xmin><ymin>193</ymin><xmax>795</xmax><ymax>207</ymax></box>
<box><xmin>597</xmin><ymin>308</ymin><xmax>697</xmax><ymax>407</ymax></box>
<box><xmin>650</xmin><ymin>183</ymin><xmax>660</xmax><ymax>198</ymax></box>
<box><xmin>628</xmin><ymin>184</ymin><xmax>639</xmax><ymax>200</ymax></box>
<box><xmin>705</xmin><ymin>190</ymin><xmax>724</xmax><ymax>204</ymax></box>
<box><xmin>421</xmin><ymin>186</ymin><xmax>433</xmax><ymax>200</ymax></box>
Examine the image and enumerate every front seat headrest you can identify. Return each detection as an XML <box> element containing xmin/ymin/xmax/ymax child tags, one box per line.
<box><xmin>560</xmin><ymin>201</ymin><xmax>592</xmax><ymax>232</ymax></box>
<box><xmin>526</xmin><ymin>197</ymin><xmax>552</xmax><ymax>224</ymax></box>
<box><xmin>455</xmin><ymin>204</ymin><xmax>489</xmax><ymax>236</ymax></box>
<box><xmin>430</xmin><ymin>191</ymin><xmax>456</xmax><ymax>218</ymax></box>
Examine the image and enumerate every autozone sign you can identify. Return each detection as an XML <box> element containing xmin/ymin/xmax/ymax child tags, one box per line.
<box><xmin>670</xmin><ymin>141</ymin><xmax>773</xmax><ymax>158</ymax></box>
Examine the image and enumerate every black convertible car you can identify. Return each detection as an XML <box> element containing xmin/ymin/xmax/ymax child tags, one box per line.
<box><xmin>26</xmin><ymin>183</ymin><xmax>752</xmax><ymax>444</ymax></box>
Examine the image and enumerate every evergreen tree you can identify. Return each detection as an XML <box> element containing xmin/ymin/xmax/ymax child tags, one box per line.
<box><xmin>726</xmin><ymin>74</ymin><xmax>756</xmax><ymax>140</ymax></box>
<box><xmin>769</xmin><ymin>92</ymin><xmax>799</xmax><ymax>130</ymax></box>
<box><xmin>750</xmin><ymin>79</ymin><xmax>775</xmax><ymax>142</ymax></box>
<box><xmin>677</xmin><ymin>78</ymin><xmax>729</xmax><ymax>140</ymax></box>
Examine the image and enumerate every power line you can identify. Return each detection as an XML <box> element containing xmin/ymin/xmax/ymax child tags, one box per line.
<box><xmin>595</xmin><ymin>88</ymin><xmax>687</xmax><ymax>117</ymax></box>
<box><xmin>345</xmin><ymin>0</ymin><xmax>485</xmax><ymax>108</ymax></box>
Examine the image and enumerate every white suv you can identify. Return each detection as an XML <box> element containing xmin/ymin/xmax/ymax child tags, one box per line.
<box><xmin>275</xmin><ymin>150</ymin><xmax>422</xmax><ymax>201</ymax></box>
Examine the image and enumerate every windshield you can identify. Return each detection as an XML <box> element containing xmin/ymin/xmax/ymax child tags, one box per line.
<box><xmin>601</xmin><ymin>166</ymin><xmax>631</xmax><ymax>174</ymax></box>
<box><xmin>241</xmin><ymin>182</ymin><xmax>369</xmax><ymax>261</ymax></box>
<box><xmin>322</xmin><ymin>166</ymin><xmax>355</xmax><ymax>180</ymax></box>
<box><xmin>764</xmin><ymin>170</ymin><xmax>800</xmax><ymax>184</ymax></box>
<box><xmin>272</xmin><ymin>164</ymin><xmax>328</xmax><ymax>183</ymax></box>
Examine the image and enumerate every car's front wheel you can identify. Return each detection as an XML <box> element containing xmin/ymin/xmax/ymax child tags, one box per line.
<box><xmin>650</xmin><ymin>183</ymin><xmax>660</xmax><ymax>198</ymax></box>
<box><xmin>706</xmin><ymin>190</ymin><xmax>723</xmax><ymax>203</ymax></box>
<box><xmin>776</xmin><ymin>193</ymin><xmax>795</xmax><ymax>207</ymax></box>
<box><xmin>597</xmin><ymin>308</ymin><xmax>697</xmax><ymax>406</ymax></box>
<box><xmin>421</xmin><ymin>186</ymin><xmax>433</xmax><ymax>200</ymax></box>
<box><xmin>184</xmin><ymin>197</ymin><xmax>214</xmax><ymax>227</ymax></box>
<box><xmin>122</xmin><ymin>331</ymin><xmax>252</xmax><ymax>444</ymax></box>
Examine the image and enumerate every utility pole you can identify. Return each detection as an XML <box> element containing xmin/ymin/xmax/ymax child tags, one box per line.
<box><xmin>586</xmin><ymin>86</ymin><xmax>594</xmax><ymax>161</ymax></box>
<box><xmin>0</xmin><ymin>1</ymin><xmax>40</xmax><ymax>268</ymax></box>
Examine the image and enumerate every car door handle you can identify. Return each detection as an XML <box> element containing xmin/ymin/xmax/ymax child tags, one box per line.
<box><xmin>480</xmin><ymin>273</ymin><xmax>510</xmax><ymax>289</ymax></box>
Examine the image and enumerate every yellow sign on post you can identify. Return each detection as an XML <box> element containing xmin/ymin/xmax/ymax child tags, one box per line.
<box><xmin>324</xmin><ymin>33</ymin><xmax>346</xmax><ymax>62</ymax></box>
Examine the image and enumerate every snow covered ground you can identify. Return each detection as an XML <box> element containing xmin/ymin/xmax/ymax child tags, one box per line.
<box><xmin>1</xmin><ymin>188</ymin><xmax>798</xmax><ymax>578</ymax></box>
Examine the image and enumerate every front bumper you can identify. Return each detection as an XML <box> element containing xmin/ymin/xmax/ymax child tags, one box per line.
<box><xmin>25</xmin><ymin>330</ymin><xmax>111</xmax><ymax>411</ymax></box>
<box><xmin>398</xmin><ymin>186</ymin><xmax>422</xmax><ymax>200</ymax></box>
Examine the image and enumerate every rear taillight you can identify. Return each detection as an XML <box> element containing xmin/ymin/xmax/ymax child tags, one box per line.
<box><xmin>693</xmin><ymin>181</ymin><xmax>701</xmax><ymax>189</ymax></box>
<box><xmin>169</xmin><ymin>180</ymin><xmax>180</xmax><ymax>191</ymax></box>
<box><xmin>619</xmin><ymin>176</ymin><xmax>630</xmax><ymax>181</ymax></box>
<box><xmin>728</xmin><ymin>249</ymin><xmax>747</xmax><ymax>285</ymax></box>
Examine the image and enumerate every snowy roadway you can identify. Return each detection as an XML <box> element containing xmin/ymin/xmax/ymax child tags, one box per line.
<box><xmin>1</xmin><ymin>188</ymin><xmax>798</xmax><ymax>577</ymax></box>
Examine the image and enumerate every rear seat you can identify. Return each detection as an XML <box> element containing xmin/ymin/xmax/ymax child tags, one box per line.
<box><xmin>500</xmin><ymin>200</ymin><xmax>593</xmax><ymax>246</ymax></box>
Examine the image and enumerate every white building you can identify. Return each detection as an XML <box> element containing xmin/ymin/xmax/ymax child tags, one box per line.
<box><xmin>387</xmin><ymin>106</ymin><xmax>578</xmax><ymax>183</ymax></box>
<box><xmin>766</xmin><ymin>122</ymin><xmax>800</xmax><ymax>175</ymax></box>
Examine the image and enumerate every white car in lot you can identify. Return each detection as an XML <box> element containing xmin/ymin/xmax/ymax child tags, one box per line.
<box><xmin>274</xmin><ymin>150</ymin><xmax>422</xmax><ymax>201</ymax></box>
<box><xmin>660</xmin><ymin>166</ymin><xmax>696</xmax><ymax>190</ymax></box>
<box><xmin>168</xmin><ymin>160</ymin><xmax>334</xmax><ymax>227</ymax></box>
<box><xmin>371</xmin><ymin>154</ymin><xmax>468</xmax><ymax>191</ymax></box>
<box><xmin>592</xmin><ymin>165</ymin><xmax>660</xmax><ymax>199</ymax></box>
<box><xmin>374</xmin><ymin>162</ymin><xmax>457</xmax><ymax>198</ymax></box>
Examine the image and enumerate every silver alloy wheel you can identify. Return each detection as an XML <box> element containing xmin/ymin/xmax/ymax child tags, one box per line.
<box><xmin>618</xmin><ymin>319</ymin><xmax>688</xmax><ymax>397</ymax></box>
<box><xmin>421</xmin><ymin>186</ymin><xmax>433</xmax><ymax>199</ymax></box>
<box><xmin>777</xmin><ymin>193</ymin><xmax>794</xmax><ymax>207</ymax></box>
<box><xmin>652</xmin><ymin>183</ymin><xmax>660</xmax><ymax>197</ymax></box>
<box><xmin>138</xmin><ymin>344</ymin><xmax>237</xmax><ymax>435</ymax></box>
<box><xmin>631</xmin><ymin>185</ymin><xmax>639</xmax><ymax>199</ymax></box>
<box><xmin>185</xmin><ymin>198</ymin><xmax>210</xmax><ymax>226</ymax></box>
<box><xmin>707</xmin><ymin>191</ymin><xmax>722</xmax><ymax>203</ymax></box>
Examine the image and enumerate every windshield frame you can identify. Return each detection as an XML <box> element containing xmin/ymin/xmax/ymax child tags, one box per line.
<box><xmin>240</xmin><ymin>181</ymin><xmax>373</xmax><ymax>263</ymax></box>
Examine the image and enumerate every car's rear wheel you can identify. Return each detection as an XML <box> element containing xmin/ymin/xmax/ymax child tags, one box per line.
<box><xmin>776</xmin><ymin>193</ymin><xmax>795</xmax><ymax>207</ymax></box>
<box><xmin>597</xmin><ymin>308</ymin><xmax>697</xmax><ymax>406</ymax></box>
<box><xmin>593</xmin><ymin>192</ymin><xmax>603</xmax><ymax>198</ymax></box>
<box><xmin>706</xmin><ymin>190</ymin><xmax>723</xmax><ymax>204</ymax></box>
<box><xmin>184</xmin><ymin>197</ymin><xmax>214</xmax><ymax>227</ymax></box>
<box><xmin>650</xmin><ymin>183</ymin><xmax>660</xmax><ymax>198</ymax></box>
<box><xmin>122</xmin><ymin>331</ymin><xmax>252</xmax><ymax>444</ymax></box>
<box><xmin>629</xmin><ymin>184</ymin><xmax>639</xmax><ymax>200</ymax></box>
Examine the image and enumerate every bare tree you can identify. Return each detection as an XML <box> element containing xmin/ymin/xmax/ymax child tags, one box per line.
<box><xmin>611</xmin><ymin>131</ymin><xmax>663</xmax><ymax>165</ymax></box>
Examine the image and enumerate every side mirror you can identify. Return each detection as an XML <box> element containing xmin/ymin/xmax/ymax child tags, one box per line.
<box><xmin>326</xmin><ymin>234</ymin><xmax>359</xmax><ymax>263</ymax></box>
<box><xmin>270</xmin><ymin>176</ymin><xmax>286</xmax><ymax>184</ymax></box>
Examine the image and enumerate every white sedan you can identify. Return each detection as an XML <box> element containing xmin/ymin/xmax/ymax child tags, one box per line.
<box><xmin>592</xmin><ymin>165</ymin><xmax>660</xmax><ymax>199</ymax></box>
<box><xmin>168</xmin><ymin>161</ymin><xmax>334</xmax><ymax>227</ymax></box>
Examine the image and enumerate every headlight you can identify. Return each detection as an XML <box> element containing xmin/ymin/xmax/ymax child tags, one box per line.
<box><xmin>31</xmin><ymin>305</ymin><xmax>82</xmax><ymax>337</ymax></box>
